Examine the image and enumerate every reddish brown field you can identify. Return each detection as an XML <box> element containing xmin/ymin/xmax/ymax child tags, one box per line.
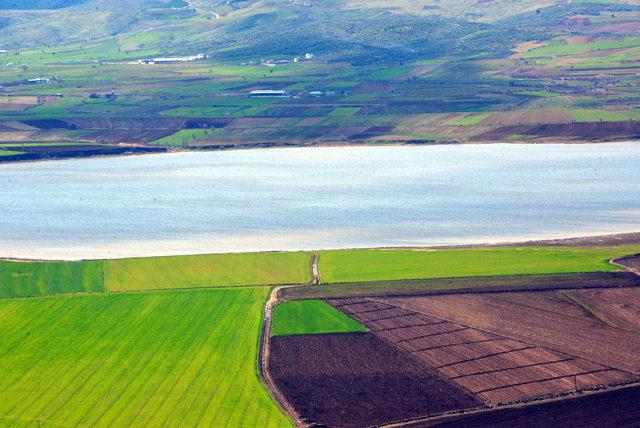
<box><xmin>569</xmin><ymin>288</ymin><xmax>640</xmax><ymax>332</ymax></box>
<box><xmin>269</xmin><ymin>332</ymin><xmax>481</xmax><ymax>427</ymax></box>
<box><xmin>383</xmin><ymin>290</ymin><xmax>640</xmax><ymax>373</ymax></box>
<box><xmin>330</xmin><ymin>293</ymin><xmax>639</xmax><ymax>405</ymax></box>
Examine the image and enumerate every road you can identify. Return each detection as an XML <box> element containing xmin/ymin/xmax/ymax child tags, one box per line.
<box><xmin>258</xmin><ymin>252</ymin><xmax>320</xmax><ymax>427</ymax></box>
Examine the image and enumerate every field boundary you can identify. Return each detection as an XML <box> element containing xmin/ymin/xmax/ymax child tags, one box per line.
<box><xmin>282</xmin><ymin>271</ymin><xmax>640</xmax><ymax>301</ymax></box>
<box><xmin>258</xmin><ymin>285</ymin><xmax>307</xmax><ymax>427</ymax></box>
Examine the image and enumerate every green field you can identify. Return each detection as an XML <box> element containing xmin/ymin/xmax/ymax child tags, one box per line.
<box><xmin>571</xmin><ymin>109</ymin><xmax>632</xmax><ymax>123</ymax></box>
<box><xmin>104</xmin><ymin>252</ymin><xmax>312</xmax><ymax>291</ymax></box>
<box><xmin>318</xmin><ymin>247</ymin><xmax>640</xmax><ymax>283</ymax></box>
<box><xmin>0</xmin><ymin>150</ymin><xmax>23</xmax><ymax>156</ymax></box>
<box><xmin>447</xmin><ymin>113</ymin><xmax>490</xmax><ymax>126</ymax></box>
<box><xmin>271</xmin><ymin>300</ymin><xmax>367</xmax><ymax>336</ymax></box>
<box><xmin>151</xmin><ymin>128</ymin><xmax>215</xmax><ymax>147</ymax></box>
<box><xmin>0</xmin><ymin>288</ymin><xmax>290</xmax><ymax>427</ymax></box>
<box><xmin>0</xmin><ymin>252</ymin><xmax>312</xmax><ymax>297</ymax></box>
<box><xmin>0</xmin><ymin>259</ymin><xmax>103</xmax><ymax>298</ymax></box>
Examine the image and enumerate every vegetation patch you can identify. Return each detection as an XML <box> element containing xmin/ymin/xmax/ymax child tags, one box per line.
<box><xmin>151</xmin><ymin>128</ymin><xmax>215</xmax><ymax>147</ymax></box>
<box><xmin>0</xmin><ymin>288</ymin><xmax>289</xmax><ymax>426</ymax></box>
<box><xmin>571</xmin><ymin>109</ymin><xmax>631</xmax><ymax>123</ymax></box>
<box><xmin>0</xmin><ymin>259</ymin><xmax>103</xmax><ymax>298</ymax></box>
<box><xmin>104</xmin><ymin>251</ymin><xmax>312</xmax><ymax>291</ymax></box>
<box><xmin>318</xmin><ymin>246</ymin><xmax>640</xmax><ymax>283</ymax></box>
<box><xmin>447</xmin><ymin>113</ymin><xmax>490</xmax><ymax>126</ymax></box>
<box><xmin>271</xmin><ymin>300</ymin><xmax>366</xmax><ymax>336</ymax></box>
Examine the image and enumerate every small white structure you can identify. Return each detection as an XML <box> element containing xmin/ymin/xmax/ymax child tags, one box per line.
<box><xmin>249</xmin><ymin>90</ymin><xmax>292</xmax><ymax>98</ymax></box>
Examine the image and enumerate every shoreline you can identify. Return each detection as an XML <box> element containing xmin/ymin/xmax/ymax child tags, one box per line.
<box><xmin>1</xmin><ymin>137</ymin><xmax>639</xmax><ymax>166</ymax></box>
<box><xmin>2</xmin><ymin>231</ymin><xmax>639</xmax><ymax>263</ymax></box>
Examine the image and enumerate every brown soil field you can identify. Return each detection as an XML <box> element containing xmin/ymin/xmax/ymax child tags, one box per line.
<box><xmin>568</xmin><ymin>288</ymin><xmax>640</xmax><ymax>332</ymax></box>
<box><xmin>269</xmin><ymin>332</ymin><xmax>481</xmax><ymax>427</ymax></box>
<box><xmin>282</xmin><ymin>271</ymin><xmax>640</xmax><ymax>301</ymax></box>
<box><xmin>615</xmin><ymin>254</ymin><xmax>640</xmax><ymax>274</ymax></box>
<box><xmin>481</xmin><ymin>110</ymin><xmax>576</xmax><ymax>126</ymax></box>
<box><xmin>414</xmin><ymin>384</ymin><xmax>640</xmax><ymax>428</ymax></box>
<box><xmin>331</xmin><ymin>296</ymin><xmax>639</xmax><ymax>405</ymax></box>
<box><xmin>384</xmin><ymin>290</ymin><xmax>640</xmax><ymax>373</ymax></box>
<box><xmin>473</xmin><ymin>121</ymin><xmax>640</xmax><ymax>143</ymax></box>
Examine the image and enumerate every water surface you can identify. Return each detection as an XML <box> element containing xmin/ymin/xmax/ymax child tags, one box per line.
<box><xmin>1</xmin><ymin>143</ymin><xmax>639</xmax><ymax>260</ymax></box>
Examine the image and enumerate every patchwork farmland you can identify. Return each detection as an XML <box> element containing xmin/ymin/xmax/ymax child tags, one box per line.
<box><xmin>1</xmin><ymin>244</ymin><xmax>639</xmax><ymax>426</ymax></box>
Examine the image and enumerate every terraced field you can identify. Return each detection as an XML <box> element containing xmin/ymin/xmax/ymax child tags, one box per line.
<box><xmin>0</xmin><ymin>288</ymin><xmax>289</xmax><ymax>427</ymax></box>
<box><xmin>330</xmin><ymin>296</ymin><xmax>639</xmax><ymax>405</ymax></box>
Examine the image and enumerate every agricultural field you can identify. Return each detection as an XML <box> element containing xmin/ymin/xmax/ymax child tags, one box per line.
<box><xmin>0</xmin><ymin>259</ymin><xmax>103</xmax><ymax>298</ymax></box>
<box><xmin>0</xmin><ymin>0</ymin><xmax>637</xmax><ymax>163</ymax></box>
<box><xmin>103</xmin><ymin>252</ymin><xmax>312</xmax><ymax>291</ymax></box>
<box><xmin>332</xmin><ymin>296</ymin><xmax>639</xmax><ymax>404</ymax></box>
<box><xmin>271</xmin><ymin>300</ymin><xmax>367</xmax><ymax>336</ymax></box>
<box><xmin>282</xmin><ymin>271</ymin><xmax>640</xmax><ymax>300</ymax></box>
<box><xmin>0</xmin><ymin>251</ymin><xmax>312</xmax><ymax>297</ymax></box>
<box><xmin>0</xmin><ymin>288</ymin><xmax>290</xmax><ymax>427</ymax></box>
<box><xmin>269</xmin><ymin>333</ymin><xmax>480</xmax><ymax>426</ymax></box>
<box><xmin>318</xmin><ymin>246</ymin><xmax>640</xmax><ymax>283</ymax></box>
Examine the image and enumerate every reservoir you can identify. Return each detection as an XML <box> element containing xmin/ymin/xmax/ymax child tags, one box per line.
<box><xmin>1</xmin><ymin>143</ymin><xmax>639</xmax><ymax>260</ymax></box>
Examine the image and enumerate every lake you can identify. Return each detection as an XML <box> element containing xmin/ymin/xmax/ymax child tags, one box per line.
<box><xmin>1</xmin><ymin>143</ymin><xmax>640</xmax><ymax>260</ymax></box>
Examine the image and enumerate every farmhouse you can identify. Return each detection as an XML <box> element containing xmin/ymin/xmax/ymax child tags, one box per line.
<box><xmin>137</xmin><ymin>53</ymin><xmax>205</xmax><ymax>64</ymax></box>
<box><xmin>249</xmin><ymin>90</ymin><xmax>293</xmax><ymax>98</ymax></box>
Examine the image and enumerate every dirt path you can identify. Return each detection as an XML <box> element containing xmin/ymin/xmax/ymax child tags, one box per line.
<box><xmin>311</xmin><ymin>252</ymin><xmax>320</xmax><ymax>285</ymax></box>
<box><xmin>259</xmin><ymin>284</ymin><xmax>307</xmax><ymax>427</ymax></box>
<box><xmin>611</xmin><ymin>255</ymin><xmax>640</xmax><ymax>276</ymax></box>
<box><xmin>258</xmin><ymin>252</ymin><xmax>321</xmax><ymax>426</ymax></box>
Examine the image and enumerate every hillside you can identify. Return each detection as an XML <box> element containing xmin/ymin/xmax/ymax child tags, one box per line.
<box><xmin>0</xmin><ymin>0</ymin><xmax>639</xmax><ymax>159</ymax></box>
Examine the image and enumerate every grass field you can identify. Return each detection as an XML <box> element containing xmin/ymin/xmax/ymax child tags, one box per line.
<box><xmin>0</xmin><ymin>259</ymin><xmax>103</xmax><ymax>298</ymax></box>
<box><xmin>0</xmin><ymin>288</ymin><xmax>290</xmax><ymax>427</ymax></box>
<box><xmin>271</xmin><ymin>300</ymin><xmax>367</xmax><ymax>336</ymax></box>
<box><xmin>0</xmin><ymin>252</ymin><xmax>312</xmax><ymax>297</ymax></box>
<box><xmin>151</xmin><ymin>129</ymin><xmax>215</xmax><ymax>147</ymax></box>
<box><xmin>318</xmin><ymin>247</ymin><xmax>640</xmax><ymax>283</ymax></box>
<box><xmin>0</xmin><ymin>150</ymin><xmax>23</xmax><ymax>156</ymax></box>
<box><xmin>571</xmin><ymin>109</ymin><xmax>633</xmax><ymax>123</ymax></box>
<box><xmin>103</xmin><ymin>252</ymin><xmax>312</xmax><ymax>291</ymax></box>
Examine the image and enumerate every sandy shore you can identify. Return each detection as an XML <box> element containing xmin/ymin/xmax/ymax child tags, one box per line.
<box><xmin>2</xmin><ymin>231</ymin><xmax>639</xmax><ymax>263</ymax></box>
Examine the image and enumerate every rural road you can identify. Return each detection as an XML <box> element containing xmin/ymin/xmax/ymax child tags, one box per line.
<box><xmin>610</xmin><ymin>255</ymin><xmax>640</xmax><ymax>277</ymax></box>
<box><xmin>258</xmin><ymin>252</ymin><xmax>320</xmax><ymax>427</ymax></box>
<box><xmin>185</xmin><ymin>0</ymin><xmax>220</xmax><ymax>19</ymax></box>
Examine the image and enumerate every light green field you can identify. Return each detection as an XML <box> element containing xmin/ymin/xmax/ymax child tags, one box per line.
<box><xmin>318</xmin><ymin>246</ymin><xmax>640</xmax><ymax>283</ymax></box>
<box><xmin>447</xmin><ymin>112</ymin><xmax>490</xmax><ymax>126</ymax></box>
<box><xmin>104</xmin><ymin>252</ymin><xmax>312</xmax><ymax>291</ymax></box>
<box><xmin>0</xmin><ymin>252</ymin><xmax>311</xmax><ymax>297</ymax></box>
<box><xmin>271</xmin><ymin>300</ymin><xmax>366</xmax><ymax>336</ymax></box>
<box><xmin>151</xmin><ymin>128</ymin><xmax>215</xmax><ymax>146</ymax></box>
<box><xmin>329</xmin><ymin>107</ymin><xmax>360</xmax><ymax>116</ymax></box>
<box><xmin>0</xmin><ymin>259</ymin><xmax>104</xmax><ymax>298</ymax></box>
<box><xmin>0</xmin><ymin>150</ymin><xmax>23</xmax><ymax>156</ymax></box>
<box><xmin>522</xmin><ymin>38</ymin><xmax>640</xmax><ymax>58</ymax></box>
<box><xmin>571</xmin><ymin>109</ymin><xmax>633</xmax><ymax>123</ymax></box>
<box><xmin>0</xmin><ymin>288</ymin><xmax>290</xmax><ymax>427</ymax></box>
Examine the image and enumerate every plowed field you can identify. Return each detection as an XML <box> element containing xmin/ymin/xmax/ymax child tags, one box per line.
<box><xmin>269</xmin><ymin>332</ymin><xmax>481</xmax><ymax>427</ymax></box>
<box><xmin>330</xmin><ymin>294</ymin><xmax>639</xmax><ymax>405</ymax></box>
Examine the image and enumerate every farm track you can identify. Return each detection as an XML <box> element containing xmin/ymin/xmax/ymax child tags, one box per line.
<box><xmin>259</xmin><ymin>284</ymin><xmax>307</xmax><ymax>427</ymax></box>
